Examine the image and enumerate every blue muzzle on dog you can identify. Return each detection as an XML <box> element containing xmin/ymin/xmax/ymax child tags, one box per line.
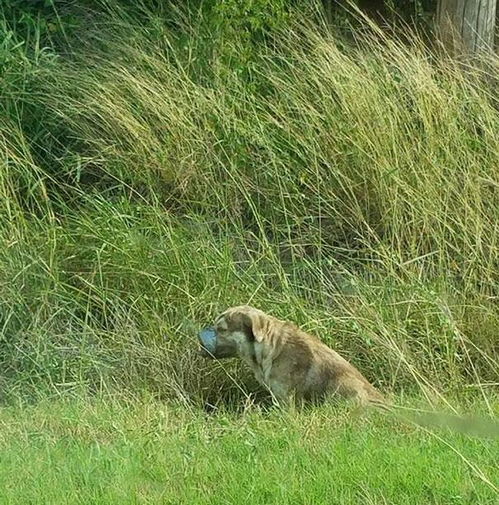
<box><xmin>199</xmin><ymin>327</ymin><xmax>217</xmax><ymax>355</ymax></box>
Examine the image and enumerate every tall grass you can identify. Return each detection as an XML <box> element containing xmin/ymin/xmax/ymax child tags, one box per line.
<box><xmin>0</xmin><ymin>1</ymin><xmax>498</xmax><ymax>405</ymax></box>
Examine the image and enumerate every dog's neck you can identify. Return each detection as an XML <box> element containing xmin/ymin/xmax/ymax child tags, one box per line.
<box><xmin>237</xmin><ymin>340</ymin><xmax>273</xmax><ymax>387</ymax></box>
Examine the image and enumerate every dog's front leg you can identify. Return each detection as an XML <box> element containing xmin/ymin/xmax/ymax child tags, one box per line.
<box><xmin>268</xmin><ymin>381</ymin><xmax>296</xmax><ymax>410</ymax></box>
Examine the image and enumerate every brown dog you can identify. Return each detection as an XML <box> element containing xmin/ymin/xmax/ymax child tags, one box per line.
<box><xmin>199</xmin><ymin>305</ymin><xmax>385</xmax><ymax>407</ymax></box>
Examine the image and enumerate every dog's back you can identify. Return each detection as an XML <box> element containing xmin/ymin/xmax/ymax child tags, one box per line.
<box><xmin>268</xmin><ymin>322</ymin><xmax>384</xmax><ymax>405</ymax></box>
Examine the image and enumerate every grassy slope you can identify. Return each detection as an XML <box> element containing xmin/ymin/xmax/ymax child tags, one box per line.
<box><xmin>0</xmin><ymin>1</ymin><xmax>498</xmax><ymax>403</ymax></box>
<box><xmin>0</xmin><ymin>399</ymin><xmax>498</xmax><ymax>505</ymax></box>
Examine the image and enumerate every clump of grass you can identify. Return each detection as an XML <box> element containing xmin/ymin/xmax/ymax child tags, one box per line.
<box><xmin>0</xmin><ymin>1</ymin><xmax>498</xmax><ymax>403</ymax></box>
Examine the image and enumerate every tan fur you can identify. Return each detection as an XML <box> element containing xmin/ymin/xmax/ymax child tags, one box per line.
<box><xmin>200</xmin><ymin>305</ymin><xmax>385</xmax><ymax>407</ymax></box>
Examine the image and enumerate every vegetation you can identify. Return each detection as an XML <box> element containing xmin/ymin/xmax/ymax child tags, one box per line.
<box><xmin>0</xmin><ymin>398</ymin><xmax>498</xmax><ymax>504</ymax></box>
<box><xmin>0</xmin><ymin>1</ymin><xmax>498</xmax><ymax>501</ymax></box>
<box><xmin>1</xmin><ymin>0</ymin><xmax>497</xmax><ymax>403</ymax></box>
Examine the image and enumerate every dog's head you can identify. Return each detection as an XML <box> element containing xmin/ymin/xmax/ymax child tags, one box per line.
<box><xmin>198</xmin><ymin>305</ymin><xmax>269</xmax><ymax>359</ymax></box>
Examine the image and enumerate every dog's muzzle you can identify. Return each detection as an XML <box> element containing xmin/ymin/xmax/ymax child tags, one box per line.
<box><xmin>198</xmin><ymin>327</ymin><xmax>217</xmax><ymax>357</ymax></box>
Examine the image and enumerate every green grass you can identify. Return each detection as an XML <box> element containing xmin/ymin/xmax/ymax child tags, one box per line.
<box><xmin>0</xmin><ymin>398</ymin><xmax>498</xmax><ymax>505</ymax></box>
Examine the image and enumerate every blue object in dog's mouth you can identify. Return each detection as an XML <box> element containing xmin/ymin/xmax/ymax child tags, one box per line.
<box><xmin>199</xmin><ymin>327</ymin><xmax>217</xmax><ymax>354</ymax></box>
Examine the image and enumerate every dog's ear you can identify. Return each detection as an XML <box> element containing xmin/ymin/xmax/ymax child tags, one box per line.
<box><xmin>241</xmin><ymin>309</ymin><xmax>269</xmax><ymax>343</ymax></box>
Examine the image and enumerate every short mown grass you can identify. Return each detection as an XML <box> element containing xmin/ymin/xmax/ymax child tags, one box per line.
<box><xmin>0</xmin><ymin>397</ymin><xmax>498</xmax><ymax>505</ymax></box>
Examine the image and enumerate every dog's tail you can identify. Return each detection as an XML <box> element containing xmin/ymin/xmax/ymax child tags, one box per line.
<box><xmin>367</xmin><ymin>397</ymin><xmax>393</xmax><ymax>413</ymax></box>
<box><xmin>366</xmin><ymin>400</ymin><xmax>499</xmax><ymax>440</ymax></box>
